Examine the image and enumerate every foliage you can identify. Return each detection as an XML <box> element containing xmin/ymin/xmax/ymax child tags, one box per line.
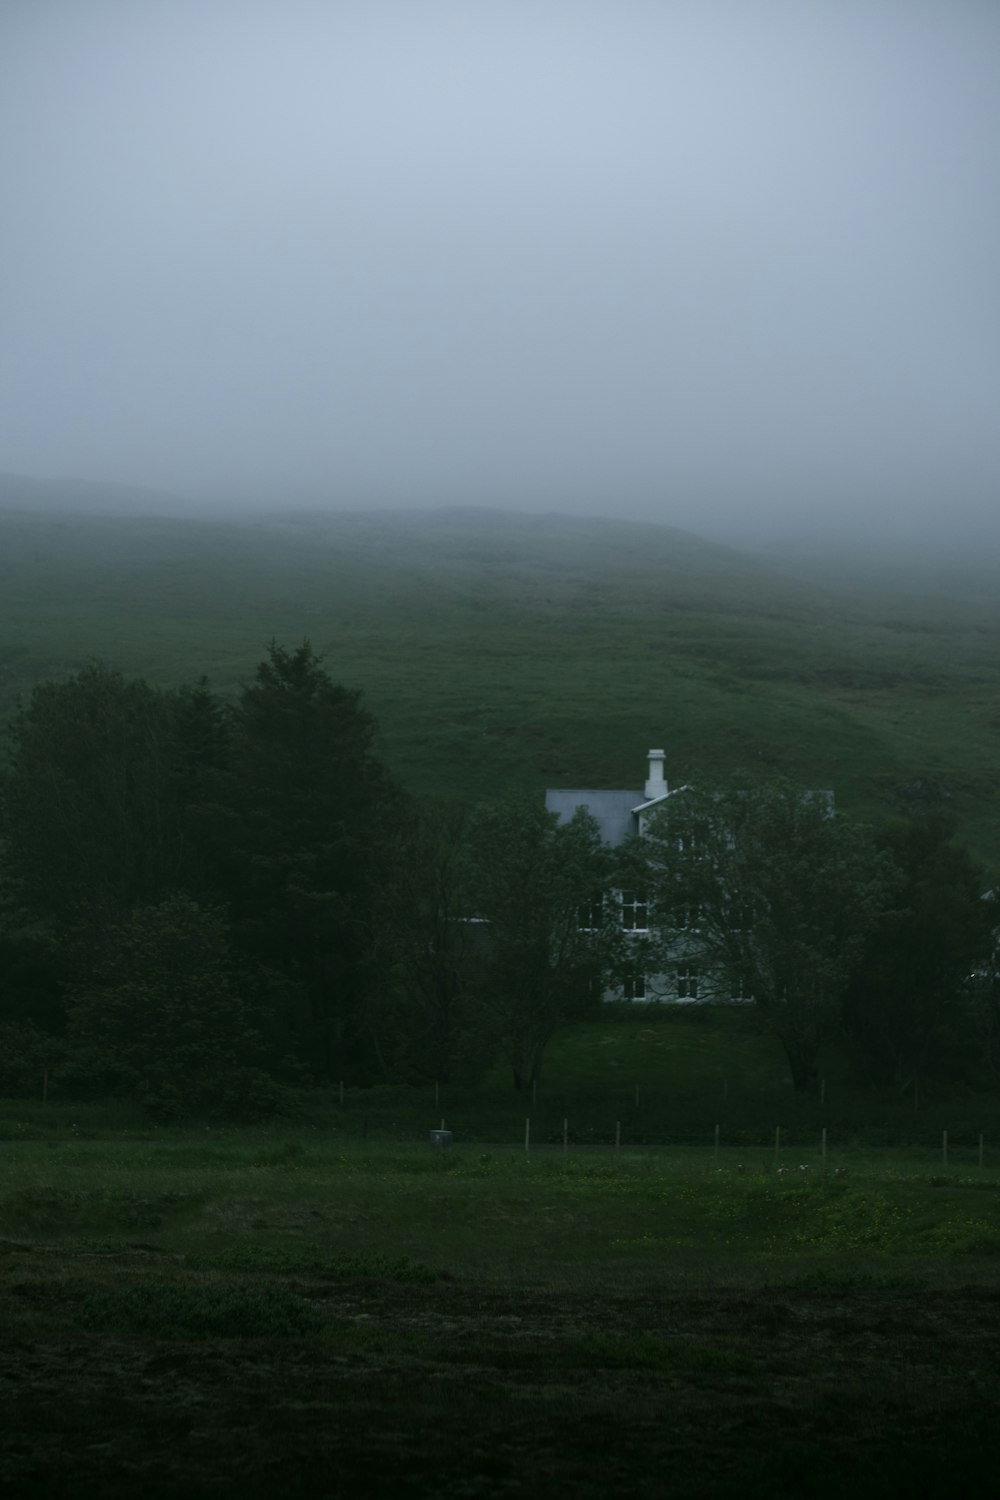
<box><xmin>842</xmin><ymin>814</ymin><xmax>997</xmax><ymax>1087</ymax></box>
<box><xmin>218</xmin><ymin>641</ymin><xmax>395</xmax><ymax>1082</ymax></box>
<box><xmin>63</xmin><ymin>893</ymin><xmax>264</xmax><ymax>1115</ymax></box>
<box><xmin>1</xmin><ymin>665</ymin><xmax>188</xmax><ymax>942</ymax></box>
<box><xmin>463</xmin><ymin>797</ymin><xmax>617</xmax><ymax>1090</ymax></box>
<box><xmin>366</xmin><ymin>797</ymin><xmax>488</xmax><ymax>1084</ymax></box>
<box><xmin>640</xmin><ymin>776</ymin><xmax>892</xmax><ymax>1092</ymax></box>
<box><xmin>0</xmin><ymin>1020</ymin><xmax>61</xmax><ymax>1097</ymax></box>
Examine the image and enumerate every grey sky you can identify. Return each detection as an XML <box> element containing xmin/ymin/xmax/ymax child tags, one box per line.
<box><xmin>2</xmin><ymin>0</ymin><xmax>998</xmax><ymax>542</ymax></box>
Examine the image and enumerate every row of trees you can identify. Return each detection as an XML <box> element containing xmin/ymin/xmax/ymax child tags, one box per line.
<box><xmin>0</xmin><ymin>645</ymin><xmax>997</xmax><ymax>1111</ymax></box>
<box><xmin>635</xmin><ymin>782</ymin><xmax>998</xmax><ymax>1095</ymax></box>
<box><xmin>0</xmin><ymin>646</ymin><xmax>393</xmax><ymax>1112</ymax></box>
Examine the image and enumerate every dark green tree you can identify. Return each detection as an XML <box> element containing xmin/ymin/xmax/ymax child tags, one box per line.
<box><xmin>64</xmin><ymin>893</ymin><xmax>267</xmax><ymax>1116</ymax></box>
<box><xmin>367</xmin><ymin>798</ymin><xmax>486</xmax><ymax>1084</ymax></box>
<box><xmin>641</xmin><ymin>776</ymin><xmax>890</xmax><ymax>1093</ymax></box>
<box><xmin>842</xmin><ymin>814</ymin><xmax>996</xmax><ymax>1088</ymax></box>
<box><xmin>219</xmin><ymin>642</ymin><xmax>394</xmax><ymax>1082</ymax></box>
<box><xmin>463</xmin><ymin>797</ymin><xmax>615</xmax><ymax>1091</ymax></box>
<box><xmin>1</xmin><ymin>665</ymin><xmax>182</xmax><ymax>940</ymax></box>
<box><xmin>1</xmin><ymin>666</ymin><xmax>232</xmax><ymax>944</ymax></box>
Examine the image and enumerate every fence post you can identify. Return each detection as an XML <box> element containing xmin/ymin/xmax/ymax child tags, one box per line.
<box><xmin>525</xmin><ymin>1118</ymin><xmax>530</xmax><ymax>1153</ymax></box>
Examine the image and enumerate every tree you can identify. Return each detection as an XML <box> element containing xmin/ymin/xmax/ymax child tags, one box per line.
<box><xmin>1</xmin><ymin>665</ymin><xmax>183</xmax><ymax>942</ymax></box>
<box><xmin>64</xmin><ymin>893</ymin><xmax>263</xmax><ymax>1115</ymax></box>
<box><xmin>218</xmin><ymin>642</ymin><xmax>394</xmax><ymax>1082</ymax></box>
<box><xmin>640</xmin><ymin>776</ymin><xmax>890</xmax><ymax>1093</ymax></box>
<box><xmin>841</xmin><ymin>814</ymin><xmax>996</xmax><ymax>1088</ymax></box>
<box><xmin>366</xmin><ymin>798</ymin><xmax>484</xmax><ymax>1084</ymax></box>
<box><xmin>463</xmin><ymin>797</ymin><xmax>615</xmax><ymax>1091</ymax></box>
<box><xmin>0</xmin><ymin>665</ymin><xmax>232</xmax><ymax>955</ymax></box>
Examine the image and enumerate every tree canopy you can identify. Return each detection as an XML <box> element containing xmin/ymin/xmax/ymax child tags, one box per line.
<box><xmin>640</xmin><ymin>776</ymin><xmax>892</xmax><ymax>1092</ymax></box>
<box><xmin>463</xmin><ymin>797</ymin><xmax>616</xmax><ymax>1090</ymax></box>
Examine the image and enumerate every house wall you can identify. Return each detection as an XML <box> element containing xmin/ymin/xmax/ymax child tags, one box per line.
<box><xmin>547</xmin><ymin>750</ymin><xmax>748</xmax><ymax>1006</ymax></box>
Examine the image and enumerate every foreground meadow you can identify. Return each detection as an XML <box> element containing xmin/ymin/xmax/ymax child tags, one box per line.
<box><xmin>4</xmin><ymin>1127</ymin><xmax>1000</xmax><ymax>1496</ymax></box>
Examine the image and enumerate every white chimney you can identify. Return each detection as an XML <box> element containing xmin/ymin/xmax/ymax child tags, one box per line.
<box><xmin>644</xmin><ymin>748</ymin><xmax>667</xmax><ymax>801</ymax></box>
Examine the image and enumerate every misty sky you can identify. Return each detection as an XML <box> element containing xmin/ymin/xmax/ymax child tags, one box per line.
<box><xmin>2</xmin><ymin>0</ymin><xmax>998</xmax><ymax>542</ymax></box>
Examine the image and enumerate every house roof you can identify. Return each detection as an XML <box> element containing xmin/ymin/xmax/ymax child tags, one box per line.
<box><xmin>545</xmin><ymin>788</ymin><xmax>642</xmax><ymax>847</ymax></box>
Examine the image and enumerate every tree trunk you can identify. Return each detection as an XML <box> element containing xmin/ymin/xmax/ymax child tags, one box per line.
<box><xmin>781</xmin><ymin>1035</ymin><xmax>820</xmax><ymax>1094</ymax></box>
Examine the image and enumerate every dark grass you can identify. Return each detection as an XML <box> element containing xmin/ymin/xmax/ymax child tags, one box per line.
<box><xmin>5</xmin><ymin>1133</ymin><xmax>1000</xmax><ymax>1496</ymax></box>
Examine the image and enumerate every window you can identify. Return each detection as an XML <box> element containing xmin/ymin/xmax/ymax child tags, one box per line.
<box><xmin>620</xmin><ymin>890</ymin><xmax>648</xmax><ymax>931</ymax></box>
<box><xmin>623</xmin><ymin>972</ymin><xmax>646</xmax><ymax>1001</ymax></box>
<box><xmin>676</xmin><ymin>965</ymin><xmax>699</xmax><ymax>1000</ymax></box>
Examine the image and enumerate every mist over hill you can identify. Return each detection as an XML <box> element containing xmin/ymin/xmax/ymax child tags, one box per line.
<box><xmin>0</xmin><ymin>470</ymin><xmax>207</xmax><ymax>520</ymax></box>
<box><xmin>1</xmin><ymin>488</ymin><xmax>998</xmax><ymax>860</ymax></box>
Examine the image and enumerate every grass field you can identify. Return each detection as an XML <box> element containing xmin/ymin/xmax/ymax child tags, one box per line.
<box><xmin>4</xmin><ymin>1121</ymin><xmax>1000</xmax><ymax>1497</ymax></box>
<box><xmin>2</xmin><ymin>504</ymin><xmax>1000</xmax><ymax>857</ymax></box>
<box><xmin>7</xmin><ymin>1010</ymin><xmax>1000</xmax><ymax>1494</ymax></box>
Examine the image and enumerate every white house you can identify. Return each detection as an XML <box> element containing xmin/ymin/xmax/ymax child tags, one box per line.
<box><xmin>545</xmin><ymin>749</ymin><xmax>731</xmax><ymax>1004</ymax></box>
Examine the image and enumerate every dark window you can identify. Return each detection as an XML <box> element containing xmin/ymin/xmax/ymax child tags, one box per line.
<box><xmin>623</xmin><ymin>972</ymin><xmax>647</xmax><ymax>1001</ymax></box>
<box><xmin>676</xmin><ymin>965</ymin><xmax>699</xmax><ymax>1000</ymax></box>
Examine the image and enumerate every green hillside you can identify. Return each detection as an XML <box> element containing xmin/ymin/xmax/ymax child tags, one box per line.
<box><xmin>2</xmin><ymin>502</ymin><xmax>999</xmax><ymax>858</ymax></box>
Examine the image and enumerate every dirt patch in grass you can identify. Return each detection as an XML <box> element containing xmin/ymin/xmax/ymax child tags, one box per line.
<box><xmin>3</xmin><ymin>1279</ymin><xmax>1000</xmax><ymax>1497</ymax></box>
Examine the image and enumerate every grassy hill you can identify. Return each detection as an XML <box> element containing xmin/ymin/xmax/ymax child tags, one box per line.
<box><xmin>2</xmin><ymin>498</ymin><xmax>999</xmax><ymax>858</ymax></box>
